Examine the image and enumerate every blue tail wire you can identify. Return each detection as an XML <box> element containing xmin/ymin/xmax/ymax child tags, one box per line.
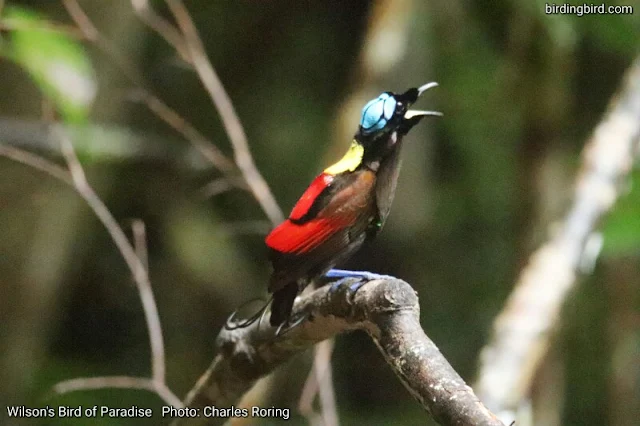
<box><xmin>224</xmin><ymin>296</ymin><xmax>272</xmax><ymax>331</ymax></box>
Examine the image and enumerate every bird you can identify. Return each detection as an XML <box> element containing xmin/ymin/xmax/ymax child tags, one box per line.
<box><xmin>265</xmin><ymin>82</ymin><xmax>441</xmax><ymax>328</ymax></box>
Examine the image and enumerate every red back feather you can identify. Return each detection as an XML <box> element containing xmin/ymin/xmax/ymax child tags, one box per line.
<box><xmin>288</xmin><ymin>173</ymin><xmax>333</xmax><ymax>221</ymax></box>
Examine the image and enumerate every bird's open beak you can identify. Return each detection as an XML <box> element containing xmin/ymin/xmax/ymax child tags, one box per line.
<box><xmin>404</xmin><ymin>82</ymin><xmax>442</xmax><ymax>120</ymax></box>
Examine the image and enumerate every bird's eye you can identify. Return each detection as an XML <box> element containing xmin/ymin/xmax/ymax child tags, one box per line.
<box><xmin>360</xmin><ymin>93</ymin><xmax>398</xmax><ymax>135</ymax></box>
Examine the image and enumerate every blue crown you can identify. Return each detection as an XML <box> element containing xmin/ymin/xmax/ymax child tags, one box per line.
<box><xmin>360</xmin><ymin>93</ymin><xmax>397</xmax><ymax>135</ymax></box>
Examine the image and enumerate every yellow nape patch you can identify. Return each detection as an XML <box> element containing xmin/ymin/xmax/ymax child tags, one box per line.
<box><xmin>324</xmin><ymin>141</ymin><xmax>364</xmax><ymax>175</ymax></box>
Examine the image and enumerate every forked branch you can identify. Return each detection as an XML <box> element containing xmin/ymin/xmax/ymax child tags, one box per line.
<box><xmin>0</xmin><ymin>128</ymin><xmax>180</xmax><ymax>408</ymax></box>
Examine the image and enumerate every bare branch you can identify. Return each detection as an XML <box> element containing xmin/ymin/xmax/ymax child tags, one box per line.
<box><xmin>57</xmin><ymin>127</ymin><xmax>142</xmax><ymax>286</ymax></box>
<box><xmin>52</xmin><ymin>376</ymin><xmax>182</xmax><ymax>407</ymax></box>
<box><xmin>1</xmin><ymin>130</ymin><xmax>178</xmax><ymax>408</ymax></box>
<box><xmin>132</xmin><ymin>219</ymin><xmax>149</xmax><ymax>271</ymax></box>
<box><xmin>199</xmin><ymin>178</ymin><xmax>235</xmax><ymax>198</ymax></box>
<box><xmin>0</xmin><ymin>143</ymin><xmax>72</xmax><ymax>184</ymax></box>
<box><xmin>130</xmin><ymin>0</ymin><xmax>190</xmax><ymax>63</ymax></box>
<box><xmin>55</xmin><ymin>127</ymin><xmax>168</xmax><ymax>384</ymax></box>
<box><xmin>299</xmin><ymin>370</ymin><xmax>323</xmax><ymax>426</ymax></box>
<box><xmin>176</xmin><ymin>279</ymin><xmax>504</xmax><ymax>426</ymax></box>
<box><xmin>62</xmin><ymin>0</ymin><xmax>279</xmax><ymax>222</ymax></box>
<box><xmin>61</xmin><ymin>0</ymin><xmax>237</xmax><ymax>176</ymax></box>
<box><xmin>475</xmin><ymin>57</ymin><xmax>640</xmax><ymax>421</ymax></box>
<box><xmin>131</xmin><ymin>219</ymin><xmax>165</xmax><ymax>382</ymax></box>
<box><xmin>61</xmin><ymin>0</ymin><xmax>99</xmax><ymax>41</ymax></box>
<box><xmin>54</xmin><ymin>376</ymin><xmax>156</xmax><ymax>393</ymax></box>
<box><xmin>7</xmin><ymin>0</ymin><xmax>282</xmax><ymax>414</ymax></box>
<box><xmin>165</xmin><ymin>0</ymin><xmax>284</xmax><ymax>226</ymax></box>
<box><xmin>315</xmin><ymin>340</ymin><xmax>339</xmax><ymax>426</ymax></box>
<box><xmin>131</xmin><ymin>90</ymin><xmax>236</xmax><ymax>174</ymax></box>
<box><xmin>299</xmin><ymin>340</ymin><xmax>339</xmax><ymax>426</ymax></box>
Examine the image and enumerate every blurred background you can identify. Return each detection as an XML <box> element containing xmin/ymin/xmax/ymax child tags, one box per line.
<box><xmin>0</xmin><ymin>0</ymin><xmax>639</xmax><ymax>425</ymax></box>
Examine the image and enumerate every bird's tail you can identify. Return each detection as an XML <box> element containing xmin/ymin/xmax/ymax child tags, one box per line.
<box><xmin>270</xmin><ymin>284</ymin><xmax>298</xmax><ymax>327</ymax></box>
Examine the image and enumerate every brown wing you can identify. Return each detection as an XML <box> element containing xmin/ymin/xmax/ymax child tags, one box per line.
<box><xmin>268</xmin><ymin>169</ymin><xmax>377</xmax><ymax>293</ymax></box>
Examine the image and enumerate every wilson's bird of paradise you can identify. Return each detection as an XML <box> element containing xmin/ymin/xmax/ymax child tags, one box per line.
<box><xmin>264</xmin><ymin>82</ymin><xmax>441</xmax><ymax>328</ymax></box>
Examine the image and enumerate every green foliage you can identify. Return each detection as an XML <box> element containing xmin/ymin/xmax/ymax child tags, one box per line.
<box><xmin>602</xmin><ymin>169</ymin><xmax>640</xmax><ymax>255</ymax></box>
<box><xmin>580</xmin><ymin>6</ymin><xmax>640</xmax><ymax>54</ymax></box>
<box><xmin>1</xmin><ymin>6</ymin><xmax>96</xmax><ymax>123</ymax></box>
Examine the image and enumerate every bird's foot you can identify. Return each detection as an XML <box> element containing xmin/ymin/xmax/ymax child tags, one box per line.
<box><xmin>324</xmin><ymin>269</ymin><xmax>394</xmax><ymax>293</ymax></box>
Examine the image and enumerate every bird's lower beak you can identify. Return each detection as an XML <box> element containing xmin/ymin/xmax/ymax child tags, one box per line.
<box><xmin>404</xmin><ymin>82</ymin><xmax>442</xmax><ymax>120</ymax></box>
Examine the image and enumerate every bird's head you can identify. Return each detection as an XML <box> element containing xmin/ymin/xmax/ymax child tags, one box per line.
<box><xmin>323</xmin><ymin>83</ymin><xmax>440</xmax><ymax>176</ymax></box>
<box><xmin>356</xmin><ymin>82</ymin><xmax>441</xmax><ymax>150</ymax></box>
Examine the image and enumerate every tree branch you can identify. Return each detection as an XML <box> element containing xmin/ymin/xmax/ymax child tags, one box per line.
<box><xmin>0</xmin><ymin>117</ymin><xmax>210</xmax><ymax>170</ymax></box>
<box><xmin>475</xmin><ymin>57</ymin><xmax>640</xmax><ymax>421</ymax></box>
<box><xmin>61</xmin><ymin>0</ymin><xmax>283</xmax><ymax>222</ymax></box>
<box><xmin>0</xmin><ymin>128</ymin><xmax>180</xmax><ymax>409</ymax></box>
<box><xmin>165</xmin><ymin>0</ymin><xmax>284</xmax><ymax>226</ymax></box>
<box><xmin>52</xmin><ymin>376</ymin><xmax>182</xmax><ymax>407</ymax></box>
<box><xmin>60</xmin><ymin>0</ymin><xmax>239</xmax><ymax>175</ymax></box>
<box><xmin>298</xmin><ymin>340</ymin><xmax>338</xmax><ymax>426</ymax></box>
<box><xmin>176</xmin><ymin>278</ymin><xmax>504</xmax><ymax>426</ymax></box>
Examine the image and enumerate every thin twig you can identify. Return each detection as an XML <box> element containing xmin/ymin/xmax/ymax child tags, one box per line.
<box><xmin>63</xmin><ymin>0</ymin><xmax>281</xmax><ymax>224</ymax></box>
<box><xmin>315</xmin><ymin>340</ymin><xmax>339</xmax><ymax>426</ymax></box>
<box><xmin>299</xmin><ymin>361</ymin><xmax>322</xmax><ymax>426</ymax></box>
<box><xmin>165</xmin><ymin>0</ymin><xmax>284</xmax><ymax>226</ymax></box>
<box><xmin>61</xmin><ymin>0</ymin><xmax>237</xmax><ymax>176</ymax></box>
<box><xmin>130</xmin><ymin>0</ymin><xmax>190</xmax><ymax>63</ymax></box>
<box><xmin>131</xmin><ymin>218</ymin><xmax>164</xmax><ymax>382</ymax></box>
<box><xmin>199</xmin><ymin>177</ymin><xmax>235</xmax><ymax>198</ymax></box>
<box><xmin>53</xmin><ymin>376</ymin><xmax>182</xmax><ymax>407</ymax></box>
<box><xmin>132</xmin><ymin>219</ymin><xmax>149</xmax><ymax>271</ymax></box>
<box><xmin>0</xmin><ymin>144</ymin><xmax>72</xmax><ymax>185</ymax></box>
<box><xmin>224</xmin><ymin>375</ymin><xmax>277</xmax><ymax>426</ymax></box>
<box><xmin>299</xmin><ymin>340</ymin><xmax>339</xmax><ymax>426</ymax></box>
<box><xmin>61</xmin><ymin>0</ymin><xmax>99</xmax><ymax>41</ymax></box>
<box><xmin>131</xmin><ymin>90</ymin><xmax>236</xmax><ymax>174</ymax></box>
<box><xmin>56</xmin><ymin>127</ymin><xmax>167</xmax><ymax>385</ymax></box>
<box><xmin>475</xmin><ymin>57</ymin><xmax>640</xmax><ymax>422</ymax></box>
<box><xmin>0</xmin><ymin>134</ymin><xmax>178</xmax><ymax>406</ymax></box>
<box><xmin>61</xmin><ymin>0</ymin><xmax>145</xmax><ymax>88</ymax></box>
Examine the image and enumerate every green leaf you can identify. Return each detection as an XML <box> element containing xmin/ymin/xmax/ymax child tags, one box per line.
<box><xmin>1</xmin><ymin>6</ymin><xmax>96</xmax><ymax>123</ymax></box>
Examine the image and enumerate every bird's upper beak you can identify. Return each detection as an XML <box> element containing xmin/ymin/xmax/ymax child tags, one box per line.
<box><xmin>404</xmin><ymin>82</ymin><xmax>442</xmax><ymax>120</ymax></box>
